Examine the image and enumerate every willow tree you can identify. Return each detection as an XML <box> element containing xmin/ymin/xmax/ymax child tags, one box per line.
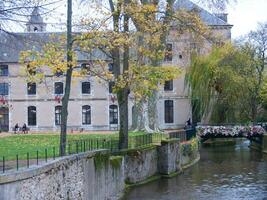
<box><xmin>186</xmin><ymin>42</ymin><xmax>266</xmax><ymax>123</ymax></box>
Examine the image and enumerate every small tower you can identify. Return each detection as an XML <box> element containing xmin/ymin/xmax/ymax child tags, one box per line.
<box><xmin>26</xmin><ymin>7</ymin><xmax>46</xmax><ymax>32</ymax></box>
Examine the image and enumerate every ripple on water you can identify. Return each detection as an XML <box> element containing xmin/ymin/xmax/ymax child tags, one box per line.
<box><xmin>124</xmin><ymin>140</ymin><xmax>267</xmax><ymax>200</ymax></box>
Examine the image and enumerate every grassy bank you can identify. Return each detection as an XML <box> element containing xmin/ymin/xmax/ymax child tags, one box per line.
<box><xmin>0</xmin><ymin>131</ymin><xmax>148</xmax><ymax>160</ymax></box>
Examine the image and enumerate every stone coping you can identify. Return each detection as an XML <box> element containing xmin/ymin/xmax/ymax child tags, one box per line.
<box><xmin>161</xmin><ymin>138</ymin><xmax>180</xmax><ymax>144</ymax></box>
<box><xmin>0</xmin><ymin>149</ymin><xmax>108</xmax><ymax>184</ymax></box>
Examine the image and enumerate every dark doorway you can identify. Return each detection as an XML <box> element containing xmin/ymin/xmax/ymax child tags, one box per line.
<box><xmin>0</xmin><ymin>107</ymin><xmax>9</xmax><ymax>132</ymax></box>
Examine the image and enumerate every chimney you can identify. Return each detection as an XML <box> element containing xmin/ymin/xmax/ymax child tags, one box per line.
<box><xmin>215</xmin><ymin>13</ymin><xmax>228</xmax><ymax>23</ymax></box>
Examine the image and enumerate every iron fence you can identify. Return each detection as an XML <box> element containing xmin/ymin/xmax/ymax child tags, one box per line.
<box><xmin>0</xmin><ymin>133</ymin><xmax>165</xmax><ymax>173</ymax></box>
<box><xmin>168</xmin><ymin>128</ymin><xmax>196</xmax><ymax>142</ymax></box>
<box><xmin>0</xmin><ymin>131</ymin><xmax>195</xmax><ymax>174</ymax></box>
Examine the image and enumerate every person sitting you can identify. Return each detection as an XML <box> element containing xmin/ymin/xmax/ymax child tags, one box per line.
<box><xmin>22</xmin><ymin>123</ymin><xmax>28</xmax><ymax>134</ymax></box>
<box><xmin>14</xmin><ymin>123</ymin><xmax>19</xmax><ymax>134</ymax></box>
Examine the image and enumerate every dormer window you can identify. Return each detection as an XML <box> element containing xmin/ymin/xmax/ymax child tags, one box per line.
<box><xmin>34</xmin><ymin>27</ymin><xmax>38</xmax><ymax>32</ymax></box>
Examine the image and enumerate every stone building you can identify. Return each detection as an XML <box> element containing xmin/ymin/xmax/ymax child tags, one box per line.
<box><xmin>0</xmin><ymin>0</ymin><xmax>232</xmax><ymax>132</ymax></box>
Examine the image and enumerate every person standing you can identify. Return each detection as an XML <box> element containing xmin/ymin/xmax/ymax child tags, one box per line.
<box><xmin>14</xmin><ymin>123</ymin><xmax>19</xmax><ymax>134</ymax></box>
<box><xmin>22</xmin><ymin>123</ymin><xmax>28</xmax><ymax>134</ymax></box>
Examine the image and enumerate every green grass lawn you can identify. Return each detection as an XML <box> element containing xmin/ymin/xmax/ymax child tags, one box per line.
<box><xmin>0</xmin><ymin>131</ymin><xmax>152</xmax><ymax>161</ymax></box>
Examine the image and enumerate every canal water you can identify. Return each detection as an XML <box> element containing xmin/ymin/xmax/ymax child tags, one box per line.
<box><xmin>123</xmin><ymin>139</ymin><xmax>267</xmax><ymax>200</ymax></box>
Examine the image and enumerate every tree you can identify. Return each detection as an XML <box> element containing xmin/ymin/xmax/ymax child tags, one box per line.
<box><xmin>76</xmin><ymin>0</ymin><xmax>181</xmax><ymax>148</ymax></box>
<box><xmin>247</xmin><ymin>23</ymin><xmax>267</xmax><ymax>121</ymax></box>
<box><xmin>186</xmin><ymin>33</ymin><xmax>267</xmax><ymax>124</ymax></box>
<box><xmin>60</xmin><ymin>0</ymin><xmax>73</xmax><ymax>155</ymax></box>
<box><xmin>20</xmin><ymin>0</ymin><xmax>75</xmax><ymax>156</ymax></box>
<box><xmin>20</xmin><ymin>0</ymin><xmax>180</xmax><ymax>151</ymax></box>
<box><xmin>124</xmin><ymin>0</ymin><xmax>232</xmax><ymax>132</ymax></box>
<box><xmin>20</xmin><ymin>0</ymin><xmax>232</xmax><ymax>151</ymax></box>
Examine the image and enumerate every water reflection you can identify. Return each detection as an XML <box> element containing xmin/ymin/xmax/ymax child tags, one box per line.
<box><xmin>123</xmin><ymin>139</ymin><xmax>267</xmax><ymax>200</ymax></box>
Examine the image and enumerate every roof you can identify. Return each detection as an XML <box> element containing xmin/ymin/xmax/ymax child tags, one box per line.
<box><xmin>0</xmin><ymin>0</ymin><xmax>232</xmax><ymax>63</ymax></box>
<box><xmin>173</xmin><ymin>0</ymin><xmax>232</xmax><ymax>26</ymax></box>
<box><xmin>0</xmin><ymin>32</ymin><xmax>109</xmax><ymax>63</ymax></box>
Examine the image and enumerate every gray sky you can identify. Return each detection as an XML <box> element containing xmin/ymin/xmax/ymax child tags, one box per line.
<box><xmin>4</xmin><ymin>0</ymin><xmax>267</xmax><ymax>39</ymax></box>
<box><xmin>48</xmin><ymin>0</ymin><xmax>267</xmax><ymax>39</ymax></box>
<box><xmin>227</xmin><ymin>0</ymin><xmax>267</xmax><ymax>38</ymax></box>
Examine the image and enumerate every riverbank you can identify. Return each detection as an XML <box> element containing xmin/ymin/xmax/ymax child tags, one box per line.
<box><xmin>0</xmin><ymin>138</ymin><xmax>200</xmax><ymax>200</ymax></box>
<box><xmin>124</xmin><ymin>139</ymin><xmax>267</xmax><ymax>200</ymax></box>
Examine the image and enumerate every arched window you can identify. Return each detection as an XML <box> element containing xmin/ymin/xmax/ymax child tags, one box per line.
<box><xmin>82</xmin><ymin>82</ymin><xmax>91</xmax><ymax>94</ymax></box>
<box><xmin>82</xmin><ymin>105</ymin><xmax>91</xmax><ymax>125</ymax></box>
<box><xmin>109</xmin><ymin>105</ymin><xmax>118</xmax><ymax>124</ymax></box>
<box><xmin>164</xmin><ymin>100</ymin><xmax>174</xmax><ymax>123</ymax></box>
<box><xmin>55</xmin><ymin>106</ymin><xmax>62</xmax><ymax>125</ymax></box>
<box><xmin>28</xmin><ymin>106</ymin><xmax>37</xmax><ymax>126</ymax></box>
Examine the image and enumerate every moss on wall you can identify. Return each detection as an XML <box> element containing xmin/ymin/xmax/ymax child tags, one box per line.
<box><xmin>94</xmin><ymin>152</ymin><xmax>109</xmax><ymax>171</ymax></box>
<box><xmin>181</xmin><ymin>138</ymin><xmax>199</xmax><ymax>156</ymax></box>
<box><xmin>109</xmin><ymin>156</ymin><xmax>123</xmax><ymax>169</ymax></box>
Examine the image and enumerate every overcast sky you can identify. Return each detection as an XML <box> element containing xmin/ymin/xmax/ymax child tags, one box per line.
<box><xmin>4</xmin><ymin>0</ymin><xmax>266</xmax><ymax>39</ymax></box>
<box><xmin>227</xmin><ymin>0</ymin><xmax>267</xmax><ymax>38</ymax></box>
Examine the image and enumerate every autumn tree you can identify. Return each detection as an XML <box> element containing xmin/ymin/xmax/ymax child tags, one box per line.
<box><xmin>76</xmin><ymin>0</ymin><xmax>181</xmax><ymax>148</ymax></box>
<box><xmin>20</xmin><ymin>0</ymin><xmax>233</xmax><ymax>151</ymax></box>
<box><xmin>20</xmin><ymin>0</ymin><xmax>180</xmax><ymax>150</ymax></box>
<box><xmin>20</xmin><ymin>0</ymin><xmax>75</xmax><ymax>155</ymax></box>
<box><xmin>119</xmin><ymin>0</ymin><xmax>232</xmax><ymax>132</ymax></box>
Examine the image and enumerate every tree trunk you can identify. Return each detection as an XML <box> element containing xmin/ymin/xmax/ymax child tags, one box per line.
<box><xmin>148</xmin><ymin>90</ymin><xmax>161</xmax><ymax>132</ymax></box>
<box><xmin>132</xmin><ymin>101</ymin><xmax>154</xmax><ymax>133</ymax></box>
<box><xmin>118</xmin><ymin>0</ymin><xmax>130</xmax><ymax>149</ymax></box>
<box><xmin>118</xmin><ymin>88</ymin><xmax>129</xmax><ymax>149</ymax></box>
<box><xmin>146</xmin><ymin>0</ymin><xmax>174</xmax><ymax>132</ymax></box>
<box><xmin>60</xmin><ymin>0</ymin><xmax>72</xmax><ymax>156</ymax></box>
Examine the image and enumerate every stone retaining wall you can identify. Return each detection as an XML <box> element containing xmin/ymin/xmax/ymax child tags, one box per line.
<box><xmin>0</xmin><ymin>138</ymin><xmax>199</xmax><ymax>200</ymax></box>
<box><xmin>180</xmin><ymin>139</ymin><xmax>200</xmax><ymax>168</ymax></box>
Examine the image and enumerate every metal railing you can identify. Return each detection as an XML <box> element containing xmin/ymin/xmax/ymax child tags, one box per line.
<box><xmin>0</xmin><ymin>133</ymin><xmax>167</xmax><ymax>174</ymax></box>
<box><xmin>168</xmin><ymin>128</ymin><xmax>196</xmax><ymax>142</ymax></box>
<box><xmin>0</xmin><ymin>131</ymin><xmax>196</xmax><ymax>174</ymax></box>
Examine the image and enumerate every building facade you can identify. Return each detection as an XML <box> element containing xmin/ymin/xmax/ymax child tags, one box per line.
<box><xmin>0</xmin><ymin>0</ymin><xmax>232</xmax><ymax>132</ymax></box>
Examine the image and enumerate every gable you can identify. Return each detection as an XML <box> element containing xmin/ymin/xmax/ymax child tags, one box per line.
<box><xmin>173</xmin><ymin>0</ymin><xmax>232</xmax><ymax>26</ymax></box>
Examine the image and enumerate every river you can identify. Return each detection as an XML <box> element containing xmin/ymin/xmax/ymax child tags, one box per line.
<box><xmin>123</xmin><ymin>139</ymin><xmax>267</xmax><ymax>200</ymax></box>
